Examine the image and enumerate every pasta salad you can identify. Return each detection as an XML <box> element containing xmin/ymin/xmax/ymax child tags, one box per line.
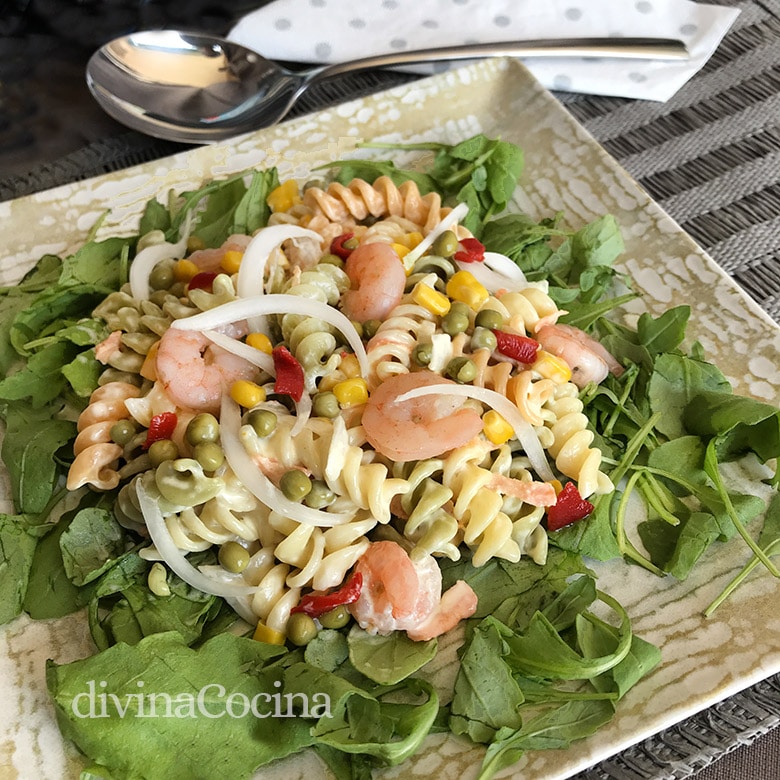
<box><xmin>1</xmin><ymin>134</ymin><xmax>778</xmax><ymax>780</ymax></box>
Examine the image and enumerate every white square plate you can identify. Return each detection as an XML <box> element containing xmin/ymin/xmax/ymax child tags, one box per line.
<box><xmin>1</xmin><ymin>58</ymin><xmax>779</xmax><ymax>779</ymax></box>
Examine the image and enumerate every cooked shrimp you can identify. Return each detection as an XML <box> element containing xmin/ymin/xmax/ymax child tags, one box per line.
<box><xmin>187</xmin><ymin>234</ymin><xmax>252</xmax><ymax>273</ymax></box>
<box><xmin>349</xmin><ymin>540</ymin><xmax>477</xmax><ymax>640</ymax></box>
<box><xmin>407</xmin><ymin>580</ymin><xmax>478</xmax><ymax>642</ymax></box>
<box><xmin>155</xmin><ymin>327</ymin><xmax>258</xmax><ymax>413</ymax></box>
<box><xmin>341</xmin><ymin>242</ymin><xmax>406</xmax><ymax>322</ymax></box>
<box><xmin>535</xmin><ymin>323</ymin><xmax>623</xmax><ymax>389</ymax></box>
<box><xmin>362</xmin><ymin>370</ymin><xmax>484</xmax><ymax>462</ymax></box>
<box><xmin>94</xmin><ymin>330</ymin><xmax>122</xmax><ymax>364</ymax></box>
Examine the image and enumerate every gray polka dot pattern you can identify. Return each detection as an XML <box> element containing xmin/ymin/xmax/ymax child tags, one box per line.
<box><xmin>227</xmin><ymin>0</ymin><xmax>740</xmax><ymax>102</ymax></box>
<box><xmin>314</xmin><ymin>42</ymin><xmax>332</xmax><ymax>59</ymax></box>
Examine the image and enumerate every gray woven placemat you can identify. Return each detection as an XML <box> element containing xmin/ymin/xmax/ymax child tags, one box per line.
<box><xmin>1</xmin><ymin>1</ymin><xmax>778</xmax><ymax>778</ymax></box>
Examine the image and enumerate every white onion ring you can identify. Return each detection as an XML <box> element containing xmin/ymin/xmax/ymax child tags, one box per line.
<box><xmin>136</xmin><ymin>480</ymin><xmax>256</xmax><ymax>598</ymax></box>
<box><xmin>203</xmin><ymin>329</ymin><xmax>276</xmax><ymax>375</ymax></box>
<box><xmin>456</xmin><ymin>251</ymin><xmax>528</xmax><ymax>292</ymax></box>
<box><xmin>171</xmin><ymin>294</ymin><xmax>368</xmax><ymax>379</ymax></box>
<box><xmin>129</xmin><ymin>212</ymin><xmax>193</xmax><ymax>301</ymax></box>
<box><xmin>220</xmin><ymin>394</ymin><xmax>353</xmax><ymax>527</ymax></box>
<box><xmin>396</xmin><ymin>383</ymin><xmax>554</xmax><ymax>481</ymax></box>
<box><xmin>236</xmin><ymin>225</ymin><xmax>322</xmax><ymax>298</ymax></box>
<box><xmin>403</xmin><ymin>202</ymin><xmax>469</xmax><ymax>268</ymax></box>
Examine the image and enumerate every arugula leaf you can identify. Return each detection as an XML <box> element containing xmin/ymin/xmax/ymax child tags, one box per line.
<box><xmin>59</xmin><ymin>507</ymin><xmax>126</xmax><ymax>586</ymax></box>
<box><xmin>47</xmin><ymin>632</ymin><xmax>309</xmax><ymax>780</ymax></box>
<box><xmin>0</xmin><ymin>403</ymin><xmax>75</xmax><ymax>514</ymax></box>
<box><xmin>0</xmin><ymin>513</ymin><xmax>39</xmax><ymax>624</ymax></box>
<box><xmin>449</xmin><ymin>616</ymin><xmax>524</xmax><ymax>743</ymax></box>
<box><xmin>347</xmin><ymin>625</ymin><xmax>437</xmax><ymax>685</ymax></box>
<box><xmin>284</xmin><ymin>662</ymin><xmax>438</xmax><ymax>767</ymax></box>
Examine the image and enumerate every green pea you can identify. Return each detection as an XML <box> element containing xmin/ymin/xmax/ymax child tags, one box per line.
<box><xmin>342</xmin><ymin>237</ymin><xmax>359</xmax><ymax>251</ymax></box>
<box><xmin>303</xmin><ymin>480</ymin><xmax>336</xmax><ymax>509</ymax></box>
<box><xmin>148</xmin><ymin>439</ymin><xmax>179</xmax><ymax>466</ymax></box>
<box><xmin>193</xmin><ymin>441</ymin><xmax>225</xmax><ymax>472</ymax></box>
<box><xmin>475</xmin><ymin>308</ymin><xmax>504</xmax><ymax>330</ymax></box>
<box><xmin>110</xmin><ymin>419</ymin><xmax>137</xmax><ymax>446</ymax></box>
<box><xmin>247</xmin><ymin>409</ymin><xmax>277</xmax><ymax>437</ymax></box>
<box><xmin>350</xmin><ymin>320</ymin><xmax>364</xmax><ymax>339</ymax></box>
<box><xmin>441</xmin><ymin>308</ymin><xmax>470</xmax><ymax>336</ymax></box>
<box><xmin>219</xmin><ymin>541</ymin><xmax>250</xmax><ymax>573</ymax></box>
<box><xmin>280</xmin><ymin>469</ymin><xmax>313</xmax><ymax>501</ymax></box>
<box><xmin>318</xmin><ymin>253</ymin><xmax>344</xmax><ymax>268</ymax></box>
<box><xmin>186</xmin><ymin>412</ymin><xmax>220</xmax><ymax>446</ymax></box>
<box><xmin>287</xmin><ymin>612</ymin><xmax>318</xmax><ymax>646</ymax></box>
<box><xmin>412</xmin><ymin>342</ymin><xmax>433</xmax><ymax>367</ymax></box>
<box><xmin>471</xmin><ymin>326</ymin><xmax>498</xmax><ymax>352</ymax></box>
<box><xmin>149</xmin><ymin>262</ymin><xmax>174</xmax><ymax>291</ymax></box>
<box><xmin>362</xmin><ymin>319</ymin><xmax>381</xmax><ymax>340</ymax></box>
<box><xmin>432</xmin><ymin>229</ymin><xmax>459</xmax><ymax>258</ymax></box>
<box><xmin>312</xmin><ymin>391</ymin><xmax>340</xmax><ymax>418</ymax></box>
<box><xmin>445</xmin><ymin>357</ymin><xmax>477</xmax><ymax>384</ymax></box>
<box><xmin>318</xmin><ymin>604</ymin><xmax>351</xmax><ymax>629</ymax></box>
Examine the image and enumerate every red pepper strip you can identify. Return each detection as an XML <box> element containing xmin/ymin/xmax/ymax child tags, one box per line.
<box><xmin>330</xmin><ymin>232</ymin><xmax>356</xmax><ymax>260</ymax></box>
<box><xmin>492</xmin><ymin>329</ymin><xmax>540</xmax><ymax>364</ymax></box>
<box><xmin>142</xmin><ymin>411</ymin><xmax>178</xmax><ymax>450</ymax></box>
<box><xmin>290</xmin><ymin>571</ymin><xmax>363</xmax><ymax>618</ymax></box>
<box><xmin>272</xmin><ymin>345</ymin><xmax>305</xmax><ymax>402</ymax></box>
<box><xmin>453</xmin><ymin>237</ymin><xmax>486</xmax><ymax>263</ymax></box>
<box><xmin>546</xmin><ymin>482</ymin><xmax>594</xmax><ymax>531</ymax></box>
<box><xmin>187</xmin><ymin>271</ymin><xmax>217</xmax><ymax>292</ymax></box>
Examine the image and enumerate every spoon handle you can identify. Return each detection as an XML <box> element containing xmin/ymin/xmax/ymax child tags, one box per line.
<box><xmin>308</xmin><ymin>37</ymin><xmax>689</xmax><ymax>81</ymax></box>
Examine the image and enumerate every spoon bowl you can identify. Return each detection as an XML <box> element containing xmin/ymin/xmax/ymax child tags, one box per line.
<box><xmin>86</xmin><ymin>30</ymin><xmax>689</xmax><ymax>144</ymax></box>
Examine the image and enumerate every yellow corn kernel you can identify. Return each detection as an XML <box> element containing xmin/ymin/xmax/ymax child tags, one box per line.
<box><xmin>253</xmin><ymin>621</ymin><xmax>286</xmax><ymax>645</ymax></box>
<box><xmin>532</xmin><ymin>350</ymin><xmax>572</xmax><ymax>383</ymax></box>
<box><xmin>140</xmin><ymin>340</ymin><xmax>159</xmax><ymax>381</ymax></box>
<box><xmin>483</xmin><ymin>410</ymin><xmax>514</xmax><ymax>445</ymax></box>
<box><xmin>390</xmin><ymin>242</ymin><xmax>412</xmax><ymax>260</ymax></box>
<box><xmin>398</xmin><ymin>231</ymin><xmax>424</xmax><ymax>249</ymax></box>
<box><xmin>446</xmin><ymin>270</ymin><xmax>489</xmax><ymax>310</ymax></box>
<box><xmin>333</xmin><ymin>378</ymin><xmax>369</xmax><ymax>407</ymax></box>
<box><xmin>230</xmin><ymin>380</ymin><xmax>266</xmax><ymax>408</ymax></box>
<box><xmin>339</xmin><ymin>352</ymin><xmax>361</xmax><ymax>379</ymax></box>
<box><xmin>267</xmin><ymin>179</ymin><xmax>301</xmax><ymax>213</ymax></box>
<box><xmin>173</xmin><ymin>258</ymin><xmax>199</xmax><ymax>282</ymax></box>
<box><xmin>220</xmin><ymin>249</ymin><xmax>244</xmax><ymax>274</ymax></box>
<box><xmin>246</xmin><ymin>332</ymin><xmax>273</xmax><ymax>354</ymax></box>
<box><xmin>412</xmin><ymin>282</ymin><xmax>451</xmax><ymax>316</ymax></box>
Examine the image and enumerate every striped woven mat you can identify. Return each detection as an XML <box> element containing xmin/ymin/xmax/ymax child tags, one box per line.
<box><xmin>0</xmin><ymin>1</ymin><xmax>778</xmax><ymax>777</ymax></box>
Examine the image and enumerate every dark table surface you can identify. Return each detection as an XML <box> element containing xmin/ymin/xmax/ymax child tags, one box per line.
<box><xmin>1</xmin><ymin>1</ymin><xmax>779</xmax><ymax>779</ymax></box>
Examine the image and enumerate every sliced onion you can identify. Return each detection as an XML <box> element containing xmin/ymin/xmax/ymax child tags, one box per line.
<box><xmin>220</xmin><ymin>394</ymin><xmax>354</xmax><ymax>527</ymax></box>
<box><xmin>457</xmin><ymin>251</ymin><xmax>528</xmax><ymax>293</ymax></box>
<box><xmin>203</xmin><ymin>329</ymin><xmax>275</xmax><ymax>375</ymax></box>
<box><xmin>172</xmin><ymin>293</ymin><xmax>369</xmax><ymax>378</ymax></box>
<box><xmin>404</xmin><ymin>202</ymin><xmax>469</xmax><ymax>268</ymax></box>
<box><xmin>136</xmin><ymin>480</ymin><xmax>256</xmax><ymax>597</ymax></box>
<box><xmin>129</xmin><ymin>212</ymin><xmax>193</xmax><ymax>300</ymax></box>
<box><xmin>396</xmin><ymin>383</ymin><xmax>554</xmax><ymax>481</ymax></box>
<box><xmin>236</xmin><ymin>225</ymin><xmax>322</xmax><ymax>298</ymax></box>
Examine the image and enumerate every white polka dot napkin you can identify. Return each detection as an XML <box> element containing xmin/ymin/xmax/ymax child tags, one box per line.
<box><xmin>228</xmin><ymin>0</ymin><xmax>739</xmax><ymax>101</ymax></box>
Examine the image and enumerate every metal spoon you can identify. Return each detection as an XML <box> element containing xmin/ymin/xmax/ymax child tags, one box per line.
<box><xmin>86</xmin><ymin>30</ymin><xmax>689</xmax><ymax>144</ymax></box>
